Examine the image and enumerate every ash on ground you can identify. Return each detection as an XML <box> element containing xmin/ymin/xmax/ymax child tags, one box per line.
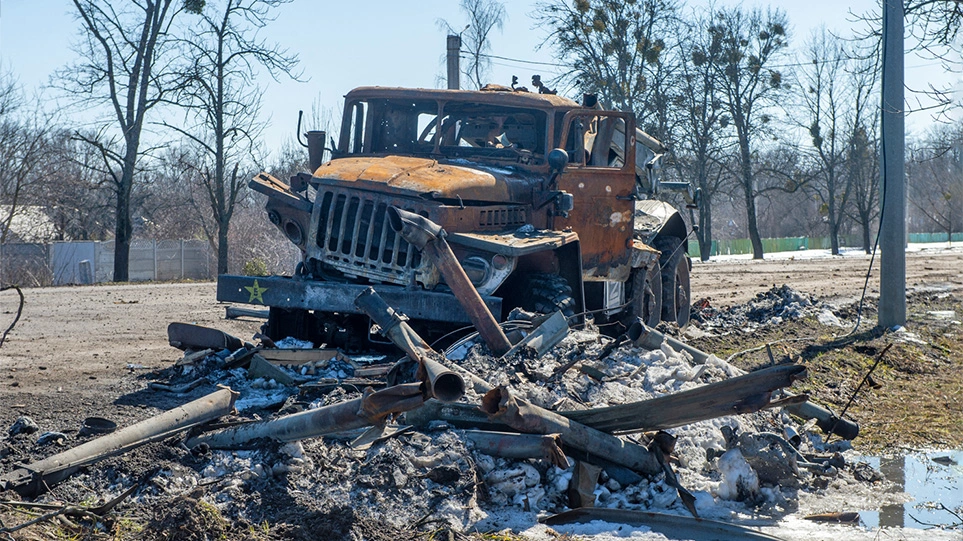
<box><xmin>0</xmin><ymin>314</ymin><xmax>931</xmax><ymax>541</ymax></box>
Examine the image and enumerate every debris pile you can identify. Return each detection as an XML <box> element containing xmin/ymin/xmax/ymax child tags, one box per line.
<box><xmin>0</xmin><ymin>287</ymin><xmax>888</xmax><ymax>540</ymax></box>
<box><xmin>692</xmin><ymin>285</ymin><xmax>829</xmax><ymax>332</ymax></box>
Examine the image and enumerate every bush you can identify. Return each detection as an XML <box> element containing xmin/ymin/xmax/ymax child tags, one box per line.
<box><xmin>241</xmin><ymin>258</ymin><xmax>268</xmax><ymax>276</ymax></box>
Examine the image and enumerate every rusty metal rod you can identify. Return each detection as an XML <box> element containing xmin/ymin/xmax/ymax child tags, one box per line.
<box><xmin>387</xmin><ymin>207</ymin><xmax>512</xmax><ymax>356</ymax></box>
<box><xmin>1</xmin><ymin>388</ymin><xmax>238</xmax><ymax>496</ymax></box>
<box><xmin>562</xmin><ymin>364</ymin><xmax>807</xmax><ymax>433</ymax></box>
<box><xmin>464</xmin><ymin>430</ymin><xmax>568</xmax><ymax>468</ymax></box>
<box><xmin>186</xmin><ymin>383</ymin><xmax>425</xmax><ymax>450</ymax></box>
<box><xmin>355</xmin><ymin>287</ymin><xmax>465</xmax><ymax>402</ymax></box>
<box><xmin>627</xmin><ymin>317</ymin><xmax>859</xmax><ymax>440</ymax></box>
<box><xmin>480</xmin><ymin>386</ymin><xmax>660</xmax><ymax>475</ymax></box>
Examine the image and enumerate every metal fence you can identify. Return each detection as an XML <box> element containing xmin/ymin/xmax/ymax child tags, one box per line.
<box><xmin>689</xmin><ymin>233</ymin><xmax>963</xmax><ymax>258</ymax></box>
<box><xmin>0</xmin><ymin>240</ymin><xmax>212</xmax><ymax>286</ymax></box>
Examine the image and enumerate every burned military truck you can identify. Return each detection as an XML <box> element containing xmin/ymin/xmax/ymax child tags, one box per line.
<box><xmin>217</xmin><ymin>85</ymin><xmax>695</xmax><ymax>348</ymax></box>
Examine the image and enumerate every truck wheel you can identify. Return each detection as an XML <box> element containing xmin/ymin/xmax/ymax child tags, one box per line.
<box><xmin>520</xmin><ymin>273</ymin><xmax>577</xmax><ymax>318</ymax></box>
<box><xmin>627</xmin><ymin>264</ymin><xmax>662</xmax><ymax>329</ymax></box>
<box><xmin>655</xmin><ymin>237</ymin><xmax>691</xmax><ymax>328</ymax></box>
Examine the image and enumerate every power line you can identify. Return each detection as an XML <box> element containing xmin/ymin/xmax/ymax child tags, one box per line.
<box><xmin>473</xmin><ymin>51</ymin><xmax>885</xmax><ymax>73</ymax></box>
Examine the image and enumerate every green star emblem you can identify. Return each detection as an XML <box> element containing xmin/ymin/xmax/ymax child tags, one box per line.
<box><xmin>244</xmin><ymin>279</ymin><xmax>268</xmax><ymax>304</ymax></box>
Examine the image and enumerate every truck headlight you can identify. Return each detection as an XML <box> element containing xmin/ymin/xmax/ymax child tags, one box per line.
<box><xmin>461</xmin><ymin>256</ymin><xmax>492</xmax><ymax>286</ymax></box>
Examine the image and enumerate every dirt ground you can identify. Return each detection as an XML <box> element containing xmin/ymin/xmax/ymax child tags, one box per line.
<box><xmin>1</xmin><ymin>246</ymin><xmax>962</xmax><ymax>538</ymax></box>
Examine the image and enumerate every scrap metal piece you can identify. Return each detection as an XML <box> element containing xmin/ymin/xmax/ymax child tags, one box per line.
<box><xmin>627</xmin><ymin>318</ymin><xmax>708</xmax><ymax>363</ymax></box>
<box><xmin>186</xmin><ymin>383</ymin><xmax>425</xmax><ymax>450</ymax></box>
<box><xmin>567</xmin><ymin>461</ymin><xmax>602</xmax><ymax>508</ymax></box>
<box><xmin>480</xmin><ymin>386</ymin><xmax>660</xmax><ymax>476</ymax></box>
<box><xmin>387</xmin><ymin>207</ymin><xmax>512</xmax><ymax>356</ymax></box>
<box><xmin>463</xmin><ymin>430</ymin><xmax>568</xmax><ymax>468</ymax></box>
<box><xmin>501</xmin><ymin>310</ymin><xmax>569</xmax><ymax>359</ymax></box>
<box><xmin>541</xmin><ymin>508</ymin><xmax>786</xmax><ymax>541</ymax></box>
<box><xmin>783</xmin><ymin>401</ymin><xmax>859</xmax><ymax>440</ymax></box>
<box><xmin>626</xmin><ymin>318</ymin><xmax>859</xmax><ymax>440</ymax></box>
<box><xmin>0</xmin><ymin>388</ymin><xmax>237</xmax><ymax>497</ymax></box>
<box><xmin>225</xmin><ymin>306</ymin><xmax>269</xmax><ymax>320</ymax></box>
<box><xmin>217</xmin><ymin>274</ymin><xmax>502</xmax><ymax>325</ymax></box>
<box><xmin>246</xmin><ymin>354</ymin><xmax>296</xmax><ymax>386</ymax></box>
<box><xmin>562</xmin><ymin>364</ymin><xmax>807</xmax><ymax>433</ymax></box>
<box><xmin>167</xmin><ymin>322</ymin><xmax>243</xmax><ymax>352</ymax></box>
<box><xmin>355</xmin><ymin>288</ymin><xmax>465</xmax><ymax>403</ymax></box>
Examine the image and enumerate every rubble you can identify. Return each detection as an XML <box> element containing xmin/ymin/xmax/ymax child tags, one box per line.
<box><xmin>1</xmin><ymin>290</ymin><xmax>888</xmax><ymax>539</ymax></box>
<box><xmin>693</xmin><ymin>285</ymin><xmax>835</xmax><ymax>332</ymax></box>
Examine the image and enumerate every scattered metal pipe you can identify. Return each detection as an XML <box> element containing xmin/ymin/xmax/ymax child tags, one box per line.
<box><xmin>542</xmin><ymin>508</ymin><xmax>787</xmax><ymax>541</ymax></box>
<box><xmin>562</xmin><ymin>364</ymin><xmax>807</xmax><ymax>433</ymax></box>
<box><xmin>463</xmin><ymin>430</ymin><xmax>568</xmax><ymax>468</ymax></box>
<box><xmin>480</xmin><ymin>386</ymin><xmax>660</xmax><ymax>476</ymax></box>
<box><xmin>626</xmin><ymin>318</ymin><xmax>860</xmax><ymax>440</ymax></box>
<box><xmin>387</xmin><ymin>207</ymin><xmax>512</xmax><ymax>356</ymax></box>
<box><xmin>355</xmin><ymin>288</ymin><xmax>465</xmax><ymax>403</ymax></box>
<box><xmin>225</xmin><ymin>306</ymin><xmax>269</xmax><ymax>320</ymax></box>
<box><xmin>627</xmin><ymin>318</ymin><xmax>708</xmax><ymax>363</ymax></box>
<box><xmin>1</xmin><ymin>388</ymin><xmax>238</xmax><ymax>497</ymax></box>
<box><xmin>186</xmin><ymin>383</ymin><xmax>425</xmax><ymax>450</ymax></box>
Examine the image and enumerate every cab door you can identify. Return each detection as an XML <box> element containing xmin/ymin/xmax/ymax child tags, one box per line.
<box><xmin>553</xmin><ymin>110</ymin><xmax>637</xmax><ymax>282</ymax></box>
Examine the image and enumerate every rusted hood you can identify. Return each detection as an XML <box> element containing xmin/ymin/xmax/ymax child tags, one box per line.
<box><xmin>313</xmin><ymin>156</ymin><xmax>537</xmax><ymax>203</ymax></box>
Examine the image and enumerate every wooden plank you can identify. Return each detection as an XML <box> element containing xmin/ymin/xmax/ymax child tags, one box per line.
<box><xmin>258</xmin><ymin>349</ymin><xmax>340</xmax><ymax>364</ymax></box>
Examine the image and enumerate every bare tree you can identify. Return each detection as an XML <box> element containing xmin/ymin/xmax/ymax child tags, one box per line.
<box><xmin>41</xmin><ymin>130</ymin><xmax>116</xmax><ymax>241</ymax></box>
<box><xmin>908</xmin><ymin>125</ymin><xmax>963</xmax><ymax>242</ymax></box>
<box><xmin>713</xmin><ymin>6</ymin><xmax>790</xmax><ymax>259</ymax></box>
<box><xmin>439</xmin><ymin>0</ymin><xmax>507</xmax><ymax>90</ymax></box>
<box><xmin>0</xmin><ymin>71</ymin><xmax>54</xmax><ymax>244</ymax></box>
<box><xmin>534</xmin><ymin>0</ymin><xmax>679</xmax><ymax>114</ymax></box>
<box><xmin>795</xmin><ymin>28</ymin><xmax>856</xmax><ymax>255</ymax></box>
<box><xmin>59</xmin><ymin>0</ymin><xmax>196</xmax><ymax>281</ymax></box>
<box><xmin>168</xmin><ymin>0</ymin><xmax>299</xmax><ymax>274</ymax></box>
<box><xmin>674</xmin><ymin>9</ymin><xmax>730</xmax><ymax>261</ymax></box>
<box><xmin>842</xmin><ymin>47</ymin><xmax>880</xmax><ymax>254</ymax></box>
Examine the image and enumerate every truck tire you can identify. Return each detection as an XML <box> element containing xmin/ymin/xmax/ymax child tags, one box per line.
<box><xmin>655</xmin><ymin>236</ymin><xmax>691</xmax><ymax>328</ymax></box>
<box><xmin>520</xmin><ymin>273</ymin><xmax>577</xmax><ymax>318</ymax></box>
<box><xmin>626</xmin><ymin>263</ymin><xmax>662</xmax><ymax>329</ymax></box>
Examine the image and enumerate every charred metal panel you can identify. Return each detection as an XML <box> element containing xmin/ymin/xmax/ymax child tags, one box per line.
<box><xmin>316</xmin><ymin>156</ymin><xmax>514</xmax><ymax>202</ymax></box>
<box><xmin>553</xmin><ymin>110</ymin><xmax>637</xmax><ymax>282</ymax></box>
<box><xmin>216</xmin><ymin>274</ymin><xmax>501</xmax><ymax>324</ymax></box>
<box><xmin>554</xmin><ymin>167</ymin><xmax>634</xmax><ymax>281</ymax></box>
<box><xmin>447</xmin><ymin>229</ymin><xmax>578</xmax><ymax>257</ymax></box>
<box><xmin>307</xmin><ymin>186</ymin><xmax>429</xmax><ymax>287</ymax></box>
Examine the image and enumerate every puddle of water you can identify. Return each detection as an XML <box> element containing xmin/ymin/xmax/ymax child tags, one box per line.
<box><xmin>858</xmin><ymin>450</ymin><xmax>963</xmax><ymax>530</ymax></box>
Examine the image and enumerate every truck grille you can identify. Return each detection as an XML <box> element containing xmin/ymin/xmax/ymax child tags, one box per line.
<box><xmin>478</xmin><ymin>207</ymin><xmax>527</xmax><ymax>228</ymax></box>
<box><xmin>314</xmin><ymin>190</ymin><xmax>424</xmax><ymax>285</ymax></box>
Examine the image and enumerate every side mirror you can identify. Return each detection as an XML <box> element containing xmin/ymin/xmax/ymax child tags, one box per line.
<box><xmin>548</xmin><ymin>148</ymin><xmax>569</xmax><ymax>175</ymax></box>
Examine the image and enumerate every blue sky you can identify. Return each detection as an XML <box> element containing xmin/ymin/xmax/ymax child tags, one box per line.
<box><xmin>0</xmin><ymin>0</ymin><xmax>955</xmax><ymax>155</ymax></box>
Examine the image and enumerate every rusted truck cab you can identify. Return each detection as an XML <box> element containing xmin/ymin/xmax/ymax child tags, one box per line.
<box><xmin>218</xmin><ymin>86</ymin><xmax>692</xmax><ymax>348</ymax></box>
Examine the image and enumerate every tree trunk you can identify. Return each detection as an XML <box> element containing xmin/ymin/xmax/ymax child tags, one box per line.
<box><xmin>698</xmin><ymin>194</ymin><xmax>713</xmax><ymax>262</ymax></box>
<box><xmin>217</xmin><ymin>218</ymin><xmax>229</xmax><ymax>274</ymax></box>
<box><xmin>745</xmin><ymin>190</ymin><xmax>764</xmax><ymax>259</ymax></box>
<box><xmin>828</xmin><ymin>197</ymin><xmax>840</xmax><ymax>256</ymax></box>
<box><xmin>113</xmin><ymin>168</ymin><xmax>134</xmax><ymax>282</ymax></box>
<box><xmin>830</xmin><ymin>221</ymin><xmax>840</xmax><ymax>255</ymax></box>
<box><xmin>860</xmin><ymin>208</ymin><xmax>872</xmax><ymax>254</ymax></box>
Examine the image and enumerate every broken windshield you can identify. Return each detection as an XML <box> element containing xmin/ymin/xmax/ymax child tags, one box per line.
<box><xmin>342</xmin><ymin>97</ymin><xmax>548</xmax><ymax>165</ymax></box>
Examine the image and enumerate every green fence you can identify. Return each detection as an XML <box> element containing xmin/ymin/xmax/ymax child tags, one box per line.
<box><xmin>688</xmin><ymin>233</ymin><xmax>961</xmax><ymax>258</ymax></box>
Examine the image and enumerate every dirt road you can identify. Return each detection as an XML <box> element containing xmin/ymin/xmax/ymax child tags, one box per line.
<box><xmin>691</xmin><ymin>245</ymin><xmax>963</xmax><ymax>306</ymax></box>
<box><xmin>1</xmin><ymin>245</ymin><xmax>962</xmax><ymax>435</ymax></box>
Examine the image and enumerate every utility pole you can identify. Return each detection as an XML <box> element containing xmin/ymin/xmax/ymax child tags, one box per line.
<box><xmin>446</xmin><ymin>35</ymin><xmax>461</xmax><ymax>90</ymax></box>
<box><xmin>879</xmin><ymin>0</ymin><xmax>906</xmax><ymax>328</ymax></box>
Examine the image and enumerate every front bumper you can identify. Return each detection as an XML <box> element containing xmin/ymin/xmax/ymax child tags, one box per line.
<box><xmin>217</xmin><ymin>274</ymin><xmax>502</xmax><ymax>324</ymax></box>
